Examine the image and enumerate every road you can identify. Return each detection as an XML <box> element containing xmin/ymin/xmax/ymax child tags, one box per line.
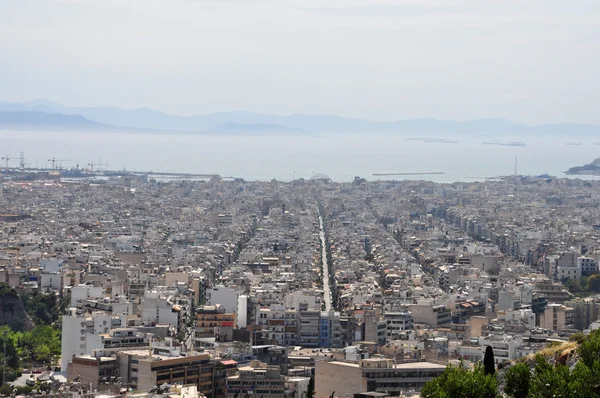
<box><xmin>318</xmin><ymin>213</ymin><xmax>332</xmax><ymax>312</ymax></box>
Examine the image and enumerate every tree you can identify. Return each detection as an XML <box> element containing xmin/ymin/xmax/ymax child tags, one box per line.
<box><xmin>0</xmin><ymin>326</ymin><xmax>18</xmax><ymax>368</ymax></box>
<box><xmin>579</xmin><ymin>329</ymin><xmax>600</xmax><ymax>367</ymax></box>
<box><xmin>528</xmin><ymin>355</ymin><xmax>573</xmax><ymax>398</ymax></box>
<box><xmin>484</xmin><ymin>346</ymin><xmax>495</xmax><ymax>376</ymax></box>
<box><xmin>504</xmin><ymin>362</ymin><xmax>531</xmax><ymax>398</ymax></box>
<box><xmin>588</xmin><ymin>275</ymin><xmax>600</xmax><ymax>293</ymax></box>
<box><xmin>421</xmin><ymin>363</ymin><xmax>499</xmax><ymax>398</ymax></box>
<box><xmin>565</xmin><ymin>278</ymin><xmax>583</xmax><ymax>293</ymax></box>
<box><xmin>306</xmin><ymin>376</ymin><xmax>315</xmax><ymax>398</ymax></box>
<box><xmin>569</xmin><ymin>332</ymin><xmax>587</xmax><ymax>344</ymax></box>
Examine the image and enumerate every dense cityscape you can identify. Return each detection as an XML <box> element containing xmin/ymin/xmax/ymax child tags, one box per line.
<box><xmin>2</xmin><ymin>170</ymin><xmax>600</xmax><ymax>397</ymax></box>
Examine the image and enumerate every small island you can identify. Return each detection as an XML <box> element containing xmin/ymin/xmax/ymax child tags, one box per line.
<box><xmin>566</xmin><ymin>157</ymin><xmax>600</xmax><ymax>175</ymax></box>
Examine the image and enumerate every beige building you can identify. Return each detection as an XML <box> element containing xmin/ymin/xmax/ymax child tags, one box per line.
<box><xmin>67</xmin><ymin>354</ymin><xmax>119</xmax><ymax>391</ymax></box>
<box><xmin>117</xmin><ymin>349</ymin><xmax>217</xmax><ymax>397</ymax></box>
<box><xmin>226</xmin><ymin>360</ymin><xmax>285</xmax><ymax>398</ymax></box>
<box><xmin>315</xmin><ymin>359</ymin><xmax>445</xmax><ymax>397</ymax></box>
<box><xmin>407</xmin><ymin>302</ymin><xmax>451</xmax><ymax>327</ymax></box>
<box><xmin>539</xmin><ymin>303</ymin><xmax>575</xmax><ymax>331</ymax></box>
<box><xmin>467</xmin><ymin>316</ymin><xmax>489</xmax><ymax>338</ymax></box>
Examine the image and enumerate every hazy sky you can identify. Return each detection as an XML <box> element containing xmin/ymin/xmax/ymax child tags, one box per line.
<box><xmin>1</xmin><ymin>0</ymin><xmax>599</xmax><ymax>124</ymax></box>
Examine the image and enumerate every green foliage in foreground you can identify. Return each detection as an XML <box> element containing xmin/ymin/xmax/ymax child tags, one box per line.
<box><xmin>421</xmin><ymin>363</ymin><xmax>499</xmax><ymax>398</ymax></box>
<box><xmin>423</xmin><ymin>329</ymin><xmax>600</xmax><ymax>398</ymax></box>
<box><xmin>503</xmin><ymin>362</ymin><xmax>531</xmax><ymax>398</ymax></box>
<box><xmin>0</xmin><ymin>325</ymin><xmax>62</xmax><ymax>386</ymax></box>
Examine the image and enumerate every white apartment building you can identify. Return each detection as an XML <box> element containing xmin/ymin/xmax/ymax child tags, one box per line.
<box><xmin>61</xmin><ymin>310</ymin><xmax>125</xmax><ymax>371</ymax></box>
<box><xmin>461</xmin><ymin>335</ymin><xmax>523</xmax><ymax>365</ymax></box>
<box><xmin>206</xmin><ymin>286</ymin><xmax>239</xmax><ymax>314</ymax></box>
<box><xmin>39</xmin><ymin>272</ymin><xmax>61</xmax><ymax>292</ymax></box>
<box><xmin>256</xmin><ymin>304</ymin><xmax>299</xmax><ymax>346</ymax></box>
<box><xmin>479</xmin><ymin>335</ymin><xmax>523</xmax><ymax>364</ymax></box>
<box><xmin>140</xmin><ymin>290</ymin><xmax>180</xmax><ymax>327</ymax></box>
<box><xmin>70</xmin><ymin>284</ymin><xmax>104</xmax><ymax>307</ymax></box>
<box><xmin>557</xmin><ymin>265</ymin><xmax>581</xmax><ymax>281</ymax></box>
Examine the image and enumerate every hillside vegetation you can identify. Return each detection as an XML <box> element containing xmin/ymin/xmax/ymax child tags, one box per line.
<box><xmin>422</xmin><ymin>330</ymin><xmax>600</xmax><ymax>398</ymax></box>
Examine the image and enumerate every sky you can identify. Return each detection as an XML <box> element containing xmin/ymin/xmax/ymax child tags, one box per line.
<box><xmin>0</xmin><ymin>0</ymin><xmax>599</xmax><ymax>124</ymax></box>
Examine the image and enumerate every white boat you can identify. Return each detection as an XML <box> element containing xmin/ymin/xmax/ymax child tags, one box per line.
<box><xmin>499</xmin><ymin>141</ymin><xmax>526</xmax><ymax>147</ymax></box>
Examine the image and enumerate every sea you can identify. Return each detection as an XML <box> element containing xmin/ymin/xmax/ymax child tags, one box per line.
<box><xmin>2</xmin><ymin>129</ymin><xmax>598</xmax><ymax>183</ymax></box>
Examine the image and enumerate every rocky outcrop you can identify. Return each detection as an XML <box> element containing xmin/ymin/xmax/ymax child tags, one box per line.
<box><xmin>0</xmin><ymin>287</ymin><xmax>35</xmax><ymax>331</ymax></box>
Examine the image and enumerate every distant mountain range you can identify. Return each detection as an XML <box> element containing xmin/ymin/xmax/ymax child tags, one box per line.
<box><xmin>1</xmin><ymin>99</ymin><xmax>599</xmax><ymax>135</ymax></box>
<box><xmin>0</xmin><ymin>110</ymin><xmax>115</xmax><ymax>131</ymax></box>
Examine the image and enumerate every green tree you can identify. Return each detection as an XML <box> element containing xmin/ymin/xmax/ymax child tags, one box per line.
<box><xmin>565</xmin><ymin>278</ymin><xmax>583</xmax><ymax>293</ymax></box>
<box><xmin>569</xmin><ymin>332</ymin><xmax>587</xmax><ymax>344</ymax></box>
<box><xmin>579</xmin><ymin>330</ymin><xmax>600</xmax><ymax>367</ymax></box>
<box><xmin>568</xmin><ymin>360</ymin><xmax>600</xmax><ymax>398</ymax></box>
<box><xmin>588</xmin><ymin>275</ymin><xmax>600</xmax><ymax>292</ymax></box>
<box><xmin>504</xmin><ymin>362</ymin><xmax>531</xmax><ymax>398</ymax></box>
<box><xmin>529</xmin><ymin>355</ymin><xmax>573</xmax><ymax>398</ymax></box>
<box><xmin>421</xmin><ymin>363</ymin><xmax>499</xmax><ymax>398</ymax></box>
<box><xmin>0</xmin><ymin>326</ymin><xmax>18</xmax><ymax>368</ymax></box>
<box><xmin>484</xmin><ymin>345</ymin><xmax>495</xmax><ymax>376</ymax></box>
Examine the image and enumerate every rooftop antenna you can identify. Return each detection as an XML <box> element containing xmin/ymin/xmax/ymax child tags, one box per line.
<box><xmin>514</xmin><ymin>156</ymin><xmax>518</xmax><ymax>176</ymax></box>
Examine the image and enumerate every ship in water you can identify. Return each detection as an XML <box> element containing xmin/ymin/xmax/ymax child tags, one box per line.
<box><xmin>482</xmin><ymin>141</ymin><xmax>526</xmax><ymax>146</ymax></box>
<box><xmin>566</xmin><ymin>142</ymin><xmax>583</xmax><ymax>146</ymax></box>
<box><xmin>500</xmin><ymin>141</ymin><xmax>526</xmax><ymax>147</ymax></box>
<box><xmin>407</xmin><ymin>137</ymin><xmax>459</xmax><ymax>144</ymax></box>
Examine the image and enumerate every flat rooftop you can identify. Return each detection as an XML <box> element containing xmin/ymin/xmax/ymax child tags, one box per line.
<box><xmin>325</xmin><ymin>361</ymin><xmax>446</xmax><ymax>370</ymax></box>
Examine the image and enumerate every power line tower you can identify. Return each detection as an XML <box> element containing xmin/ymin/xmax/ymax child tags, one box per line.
<box><xmin>19</xmin><ymin>152</ymin><xmax>26</xmax><ymax>171</ymax></box>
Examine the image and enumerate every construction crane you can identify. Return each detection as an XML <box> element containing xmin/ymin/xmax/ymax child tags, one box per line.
<box><xmin>48</xmin><ymin>157</ymin><xmax>71</xmax><ymax>170</ymax></box>
<box><xmin>1</xmin><ymin>155</ymin><xmax>15</xmax><ymax>170</ymax></box>
<box><xmin>88</xmin><ymin>160</ymin><xmax>110</xmax><ymax>172</ymax></box>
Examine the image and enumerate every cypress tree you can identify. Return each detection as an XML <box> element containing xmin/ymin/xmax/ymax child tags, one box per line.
<box><xmin>306</xmin><ymin>376</ymin><xmax>315</xmax><ymax>398</ymax></box>
<box><xmin>484</xmin><ymin>345</ymin><xmax>495</xmax><ymax>375</ymax></box>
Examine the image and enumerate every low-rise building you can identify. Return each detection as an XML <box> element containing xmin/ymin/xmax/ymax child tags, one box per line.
<box><xmin>226</xmin><ymin>360</ymin><xmax>286</xmax><ymax>398</ymax></box>
<box><xmin>315</xmin><ymin>359</ymin><xmax>446</xmax><ymax>397</ymax></box>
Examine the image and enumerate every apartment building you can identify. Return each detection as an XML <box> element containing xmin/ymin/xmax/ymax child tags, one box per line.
<box><xmin>539</xmin><ymin>303</ymin><xmax>575</xmax><ymax>331</ymax></box>
<box><xmin>66</xmin><ymin>354</ymin><xmax>119</xmax><ymax>391</ymax></box>
<box><xmin>320</xmin><ymin>310</ymin><xmax>342</xmax><ymax>348</ymax></box>
<box><xmin>565</xmin><ymin>298</ymin><xmax>600</xmax><ymax>330</ymax></box>
<box><xmin>384</xmin><ymin>312</ymin><xmax>414</xmax><ymax>341</ymax></box>
<box><xmin>256</xmin><ymin>304</ymin><xmax>299</xmax><ymax>346</ymax></box>
<box><xmin>226</xmin><ymin>361</ymin><xmax>286</xmax><ymax>398</ymax></box>
<box><xmin>408</xmin><ymin>301</ymin><xmax>452</xmax><ymax>327</ymax></box>
<box><xmin>61</xmin><ymin>310</ymin><xmax>128</xmax><ymax>371</ymax></box>
<box><xmin>117</xmin><ymin>348</ymin><xmax>217</xmax><ymax>396</ymax></box>
<box><xmin>579</xmin><ymin>256</ymin><xmax>598</xmax><ymax>275</ymax></box>
<box><xmin>195</xmin><ymin>304</ymin><xmax>237</xmax><ymax>341</ymax></box>
<box><xmin>316</xmin><ymin>358</ymin><xmax>446</xmax><ymax>397</ymax></box>
<box><xmin>299</xmin><ymin>309</ymin><xmax>320</xmax><ymax>348</ymax></box>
